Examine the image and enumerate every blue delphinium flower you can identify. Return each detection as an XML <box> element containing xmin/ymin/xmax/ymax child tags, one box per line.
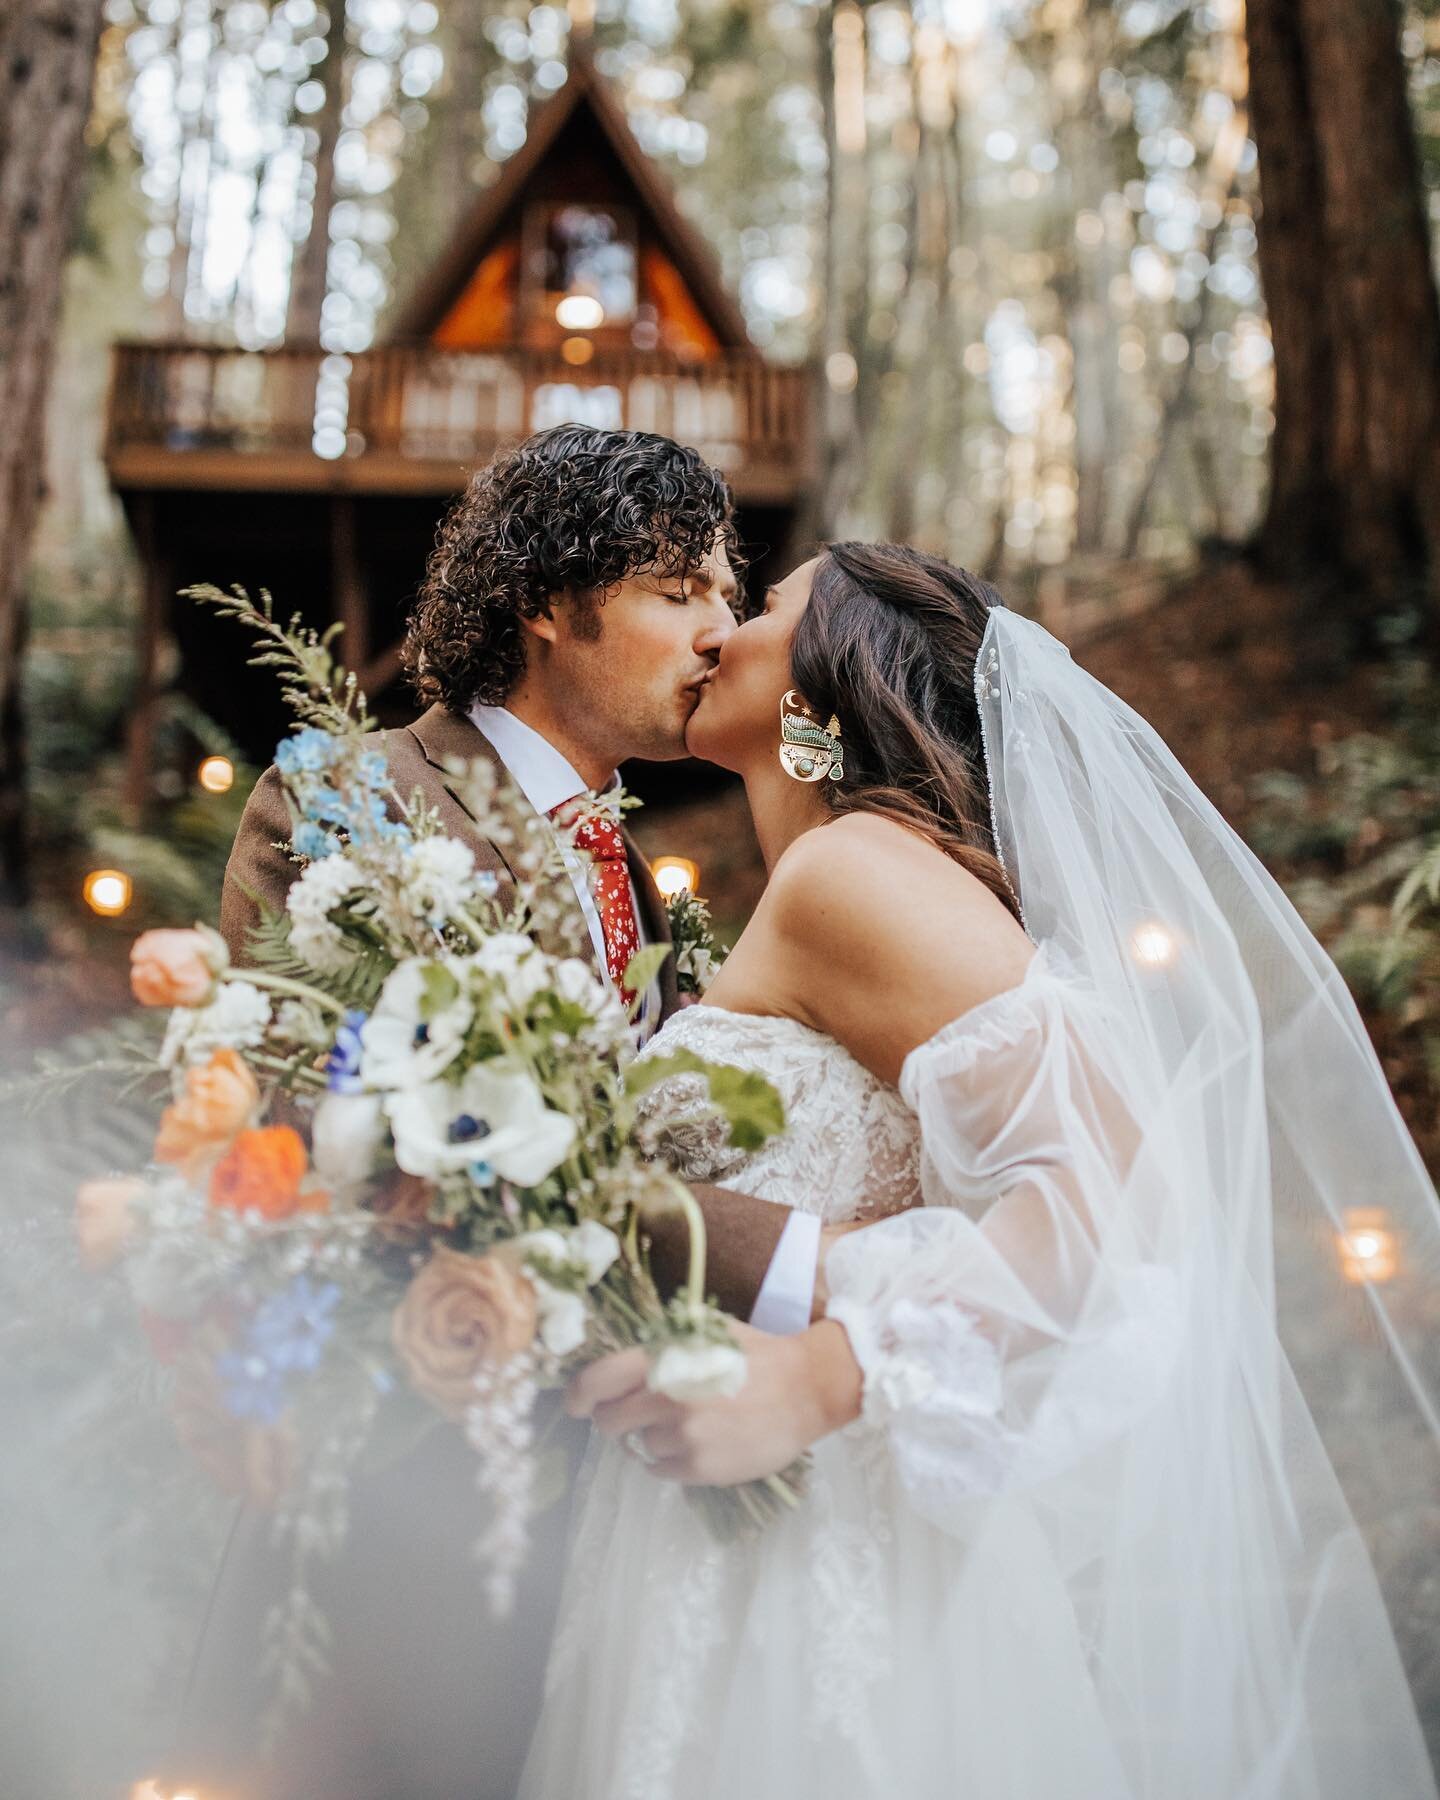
<box><xmin>216</xmin><ymin>1349</ymin><xmax>289</xmax><ymax>1424</ymax></box>
<box><xmin>292</xmin><ymin>820</ymin><xmax>339</xmax><ymax>862</ymax></box>
<box><xmin>215</xmin><ymin>1275</ymin><xmax>343</xmax><ymax>1421</ymax></box>
<box><xmin>276</xmin><ymin>727</ymin><xmax>340</xmax><ymax>776</ymax></box>
<box><xmin>358</xmin><ymin>749</ymin><xmax>389</xmax><ymax>790</ymax></box>
<box><xmin>325</xmin><ymin>1009</ymin><xmax>368</xmax><ymax>1094</ymax></box>
<box><xmin>250</xmin><ymin>1275</ymin><xmax>342</xmax><ymax>1376</ymax></box>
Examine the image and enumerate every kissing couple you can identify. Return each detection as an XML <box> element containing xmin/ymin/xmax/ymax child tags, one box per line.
<box><xmin>192</xmin><ymin>424</ymin><xmax>1440</xmax><ymax>1799</ymax></box>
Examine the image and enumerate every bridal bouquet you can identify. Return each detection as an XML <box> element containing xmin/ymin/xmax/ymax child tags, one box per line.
<box><xmin>50</xmin><ymin>587</ymin><xmax>794</xmax><ymax>1738</ymax></box>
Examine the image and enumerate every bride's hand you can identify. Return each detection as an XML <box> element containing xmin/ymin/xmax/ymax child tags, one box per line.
<box><xmin>566</xmin><ymin>1319</ymin><xmax>863</xmax><ymax>1486</ymax></box>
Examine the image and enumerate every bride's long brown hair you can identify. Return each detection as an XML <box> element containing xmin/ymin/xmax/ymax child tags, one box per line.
<box><xmin>790</xmin><ymin>541</ymin><xmax>1021</xmax><ymax>923</ymax></box>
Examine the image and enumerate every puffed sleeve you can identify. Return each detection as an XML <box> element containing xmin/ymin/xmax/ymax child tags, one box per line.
<box><xmin>824</xmin><ymin>951</ymin><xmax>1182</xmax><ymax>1527</ymax></box>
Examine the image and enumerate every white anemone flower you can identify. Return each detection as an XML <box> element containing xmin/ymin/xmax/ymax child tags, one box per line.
<box><xmin>361</xmin><ymin>957</ymin><xmax>474</xmax><ymax>1089</ymax></box>
<box><xmin>385</xmin><ymin>1063</ymin><xmax>577</xmax><ymax>1186</ymax></box>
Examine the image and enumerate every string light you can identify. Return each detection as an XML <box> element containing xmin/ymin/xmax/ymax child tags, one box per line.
<box><xmin>561</xmin><ymin>336</ymin><xmax>595</xmax><ymax>365</ymax></box>
<box><xmin>651</xmin><ymin>856</ymin><xmax>699</xmax><ymax>898</ymax></box>
<box><xmin>556</xmin><ymin>294</ymin><xmax>604</xmax><ymax>330</ymax></box>
<box><xmin>1337</xmin><ymin>1208</ymin><xmax>1398</xmax><ymax>1284</ymax></box>
<box><xmin>197</xmin><ymin>754</ymin><xmax>234</xmax><ymax>794</ymax></box>
<box><xmin>1130</xmin><ymin>921</ymin><xmax>1178</xmax><ymax>969</ymax></box>
<box><xmin>84</xmin><ymin>868</ymin><xmax>133</xmax><ymax>917</ymax></box>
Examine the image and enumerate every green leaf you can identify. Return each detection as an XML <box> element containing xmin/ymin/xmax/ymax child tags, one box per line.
<box><xmin>626</xmin><ymin>1048</ymin><xmax>785</xmax><ymax>1151</ymax></box>
<box><xmin>622</xmin><ymin>943</ymin><xmax>671</xmax><ymax>1004</ymax></box>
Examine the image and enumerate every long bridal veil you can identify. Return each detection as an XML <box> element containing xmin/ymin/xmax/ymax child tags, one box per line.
<box><xmin>964</xmin><ymin>605</ymin><xmax>1439</xmax><ymax>1791</ymax></box>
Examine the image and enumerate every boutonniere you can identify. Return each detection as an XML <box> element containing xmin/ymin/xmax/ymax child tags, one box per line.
<box><xmin>666</xmin><ymin>887</ymin><xmax>725</xmax><ymax>999</ymax></box>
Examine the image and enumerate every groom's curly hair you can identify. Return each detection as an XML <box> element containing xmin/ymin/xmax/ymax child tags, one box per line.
<box><xmin>792</xmin><ymin>542</ymin><xmax>1023</xmax><ymax>924</ymax></box>
<box><xmin>403</xmin><ymin>425</ymin><xmax>742</xmax><ymax>710</ymax></box>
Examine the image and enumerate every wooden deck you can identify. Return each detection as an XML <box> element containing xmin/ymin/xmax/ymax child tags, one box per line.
<box><xmin>105</xmin><ymin>341</ymin><xmax>813</xmax><ymax>505</ymax></box>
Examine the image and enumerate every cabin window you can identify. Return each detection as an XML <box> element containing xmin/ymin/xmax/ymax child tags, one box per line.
<box><xmin>528</xmin><ymin>204</ymin><xmax>638</xmax><ymax>327</ymax></box>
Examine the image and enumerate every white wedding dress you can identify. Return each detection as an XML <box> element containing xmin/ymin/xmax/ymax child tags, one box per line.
<box><xmin>520</xmin><ymin>975</ymin><xmax>1435</xmax><ymax>1800</ymax></box>
<box><xmin>522</xmin><ymin>605</ymin><xmax>1440</xmax><ymax>1800</ymax></box>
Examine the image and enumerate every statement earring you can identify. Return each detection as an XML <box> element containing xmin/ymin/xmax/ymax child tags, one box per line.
<box><xmin>779</xmin><ymin>690</ymin><xmax>845</xmax><ymax>783</ymax></box>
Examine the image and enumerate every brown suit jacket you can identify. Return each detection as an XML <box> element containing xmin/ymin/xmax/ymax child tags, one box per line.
<box><xmin>169</xmin><ymin>708</ymin><xmax>795</xmax><ymax>1800</ymax></box>
<box><xmin>219</xmin><ymin>701</ymin><xmax>791</xmax><ymax>1318</ymax></box>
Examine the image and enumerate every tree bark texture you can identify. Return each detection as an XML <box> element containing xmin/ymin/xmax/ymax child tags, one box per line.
<box><xmin>0</xmin><ymin>0</ymin><xmax>106</xmax><ymax>905</ymax></box>
<box><xmin>1247</xmin><ymin>0</ymin><xmax>1440</xmax><ymax>621</ymax></box>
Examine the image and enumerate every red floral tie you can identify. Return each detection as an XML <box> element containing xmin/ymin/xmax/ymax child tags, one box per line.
<box><xmin>551</xmin><ymin>802</ymin><xmax>642</xmax><ymax>1004</ymax></box>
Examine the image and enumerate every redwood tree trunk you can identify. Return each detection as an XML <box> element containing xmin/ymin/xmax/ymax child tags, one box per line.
<box><xmin>1247</xmin><ymin>0</ymin><xmax>1440</xmax><ymax>630</ymax></box>
<box><xmin>285</xmin><ymin>0</ymin><xmax>347</xmax><ymax>344</ymax></box>
<box><xmin>0</xmin><ymin>0</ymin><xmax>106</xmax><ymax>906</ymax></box>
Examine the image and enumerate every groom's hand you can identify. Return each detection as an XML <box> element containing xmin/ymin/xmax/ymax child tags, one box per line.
<box><xmin>565</xmin><ymin>1320</ymin><xmax>862</xmax><ymax>1486</ymax></box>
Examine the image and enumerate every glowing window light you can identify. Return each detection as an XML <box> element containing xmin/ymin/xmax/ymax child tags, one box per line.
<box><xmin>1337</xmin><ymin>1207</ymin><xmax>1398</xmax><ymax>1284</ymax></box>
<box><xmin>197</xmin><ymin>754</ymin><xmax>235</xmax><ymax>794</ymax></box>
<box><xmin>561</xmin><ymin>336</ymin><xmax>595</xmax><ymax>365</ymax></box>
<box><xmin>84</xmin><ymin>868</ymin><xmax>133</xmax><ymax>917</ymax></box>
<box><xmin>555</xmin><ymin>294</ymin><xmax>604</xmax><ymax>330</ymax></box>
<box><xmin>1131</xmin><ymin>921</ymin><xmax>1178</xmax><ymax>969</ymax></box>
<box><xmin>652</xmin><ymin>856</ymin><xmax>699</xmax><ymax>899</ymax></box>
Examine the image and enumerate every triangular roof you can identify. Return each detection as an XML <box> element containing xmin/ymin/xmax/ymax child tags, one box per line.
<box><xmin>389</xmin><ymin>48</ymin><xmax>751</xmax><ymax>347</ymax></box>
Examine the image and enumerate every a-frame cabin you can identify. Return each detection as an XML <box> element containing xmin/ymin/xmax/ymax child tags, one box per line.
<box><xmin>104</xmin><ymin>49</ymin><xmax>813</xmax><ymax>802</ymax></box>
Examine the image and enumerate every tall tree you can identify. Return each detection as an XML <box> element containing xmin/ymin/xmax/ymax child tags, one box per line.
<box><xmin>1248</xmin><ymin>0</ymin><xmax>1440</xmax><ymax>631</ymax></box>
<box><xmin>285</xmin><ymin>1</ymin><xmax>348</xmax><ymax>343</ymax></box>
<box><xmin>0</xmin><ymin>0</ymin><xmax>106</xmax><ymax>906</ymax></box>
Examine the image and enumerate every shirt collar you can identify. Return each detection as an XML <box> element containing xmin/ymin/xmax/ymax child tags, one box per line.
<box><xmin>467</xmin><ymin>704</ymin><xmax>619</xmax><ymax>818</ymax></box>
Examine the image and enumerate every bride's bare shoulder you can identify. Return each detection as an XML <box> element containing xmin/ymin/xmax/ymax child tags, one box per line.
<box><xmin>770</xmin><ymin>810</ymin><xmax>995</xmax><ymax>919</ymax></box>
<box><xmin>764</xmin><ymin>812</ymin><xmax>1033</xmax><ymax>1078</ymax></box>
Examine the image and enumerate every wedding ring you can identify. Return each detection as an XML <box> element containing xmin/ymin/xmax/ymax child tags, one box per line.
<box><xmin>623</xmin><ymin>1429</ymin><xmax>657</xmax><ymax>1465</ymax></box>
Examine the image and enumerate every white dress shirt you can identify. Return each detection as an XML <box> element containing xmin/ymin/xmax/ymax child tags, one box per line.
<box><xmin>468</xmin><ymin>702</ymin><xmax>818</xmax><ymax>1336</ymax></box>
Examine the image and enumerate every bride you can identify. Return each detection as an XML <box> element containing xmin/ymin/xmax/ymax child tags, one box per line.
<box><xmin>520</xmin><ymin>542</ymin><xmax>1440</xmax><ymax>1799</ymax></box>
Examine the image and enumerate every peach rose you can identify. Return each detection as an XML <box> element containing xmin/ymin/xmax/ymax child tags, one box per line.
<box><xmin>392</xmin><ymin>1247</ymin><xmax>538</xmax><ymax>1418</ymax></box>
<box><xmin>155</xmin><ymin>1047</ymin><xmax>259</xmax><ymax>1175</ymax></box>
<box><xmin>74</xmin><ymin>1176</ymin><xmax>143</xmax><ymax>1270</ymax></box>
<box><xmin>130</xmin><ymin>925</ymin><xmax>227</xmax><ymax>1008</ymax></box>
<box><xmin>209</xmin><ymin>1125</ymin><xmax>309</xmax><ymax>1220</ymax></box>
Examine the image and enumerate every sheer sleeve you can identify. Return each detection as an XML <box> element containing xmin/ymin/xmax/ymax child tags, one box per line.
<box><xmin>824</xmin><ymin>952</ymin><xmax>1183</xmax><ymax>1526</ymax></box>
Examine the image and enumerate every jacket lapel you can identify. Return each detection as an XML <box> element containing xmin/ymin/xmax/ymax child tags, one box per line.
<box><xmin>406</xmin><ymin>705</ymin><xmax>605</xmax><ymax>983</ymax></box>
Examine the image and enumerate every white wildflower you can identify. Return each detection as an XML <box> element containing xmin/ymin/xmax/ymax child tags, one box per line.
<box><xmin>399</xmin><ymin>836</ymin><xmax>479</xmax><ymax>925</ymax></box>
<box><xmin>648</xmin><ymin>1338</ymin><xmax>747</xmax><ymax>1402</ymax></box>
<box><xmin>311</xmin><ymin>1091</ymin><xmax>387</xmax><ymax>1189</ymax></box>
<box><xmin>475</xmin><ymin>932</ymin><xmax>552</xmax><ymax>1010</ymax></box>
<box><xmin>552</xmin><ymin>957</ymin><xmax>606</xmax><ymax>1015</ymax></box>
<box><xmin>287</xmin><ymin>854</ymin><xmax>369</xmax><ymax>974</ymax></box>
<box><xmin>161</xmin><ymin>980</ymin><xmax>273</xmax><ymax>1069</ymax></box>
<box><xmin>570</xmin><ymin>1220</ymin><xmax>621</xmax><ymax>1285</ymax></box>
<box><xmin>532</xmin><ymin>1283</ymin><xmax>589</xmax><ymax>1358</ymax></box>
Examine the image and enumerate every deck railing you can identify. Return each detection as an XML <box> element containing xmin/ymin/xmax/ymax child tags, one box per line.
<box><xmin>106</xmin><ymin>340</ymin><xmax>811</xmax><ymax>486</ymax></box>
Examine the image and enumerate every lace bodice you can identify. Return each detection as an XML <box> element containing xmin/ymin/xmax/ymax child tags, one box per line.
<box><xmin>635</xmin><ymin>1003</ymin><xmax>922</xmax><ymax>1224</ymax></box>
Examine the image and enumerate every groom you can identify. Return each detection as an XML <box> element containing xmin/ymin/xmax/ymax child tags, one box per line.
<box><xmin>172</xmin><ymin>426</ymin><xmax>822</xmax><ymax>1799</ymax></box>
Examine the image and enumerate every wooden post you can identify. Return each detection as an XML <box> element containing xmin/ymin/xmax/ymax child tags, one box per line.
<box><xmin>124</xmin><ymin>492</ymin><xmax>167</xmax><ymax>824</ymax></box>
<box><xmin>330</xmin><ymin>493</ymin><xmax>368</xmax><ymax>671</ymax></box>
